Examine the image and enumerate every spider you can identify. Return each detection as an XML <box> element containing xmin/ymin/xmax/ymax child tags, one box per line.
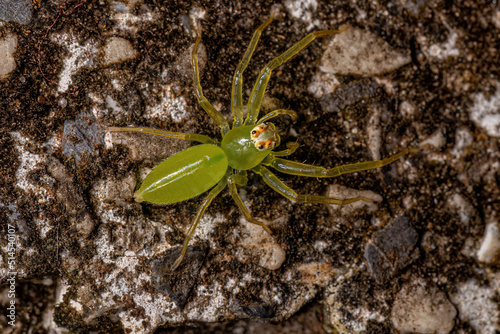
<box><xmin>108</xmin><ymin>9</ymin><xmax>417</xmax><ymax>270</ymax></box>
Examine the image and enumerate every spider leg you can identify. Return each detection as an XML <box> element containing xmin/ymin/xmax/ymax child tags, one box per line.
<box><xmin>232</xmin><ymin>7</ymin><xmax>277</xmax><ymax>128</ymax></box>
<box><xmin>227</xmin><ymin>172</ymin><xmax>272</xmax><ymax>234</ymax></box>
<box><xmin>108</xmin><ymin>127</ymin><xmax>218</xmax><ymax>144</ymax></box>
<box><xmin>192</xmin><ymin>27</ymin><xmax>230</xmax><ymax>135</ymax></box>
<box><xmin>245</xmin><ymin>25</ymin><xmax>348</xmax><ymax>125</ymax></box>
<box><xmin>264</xmin><ymin>142</ymin><xmax>300</xmax><ymax>158</ymax></box>
<box><xmin>263</xmin><ymin>147</ymin><xmax>419</xmax><ymax>177</ymax></box>
<box><xmin>171</xmin><ymin>175</ymin><xmax>228</xmax><ymax>270</ymax></box>
<box><xmin>252</xmin><ymin>165</ymin><xmax>373</xmax><ymax>204</ymax></box>
<box><xmin>257</xmin><ymin>109</ymin><xmax>297</xmax><ymax>124</ymax></box>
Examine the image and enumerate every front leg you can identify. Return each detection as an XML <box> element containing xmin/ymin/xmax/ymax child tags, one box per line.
<box><xmin>192</xmin><ymin>27</ymin><xmax>230</xmax><ymax>135</ymax></box>
<box><xmin>245</xmin><ymin>26</ymin><xmax>348</xmax><ymax>125</ymax></box>
<box><xmin>231</xmin><ymin>8</ymin><xmax>277</xmax><ymax>128</ymax></box>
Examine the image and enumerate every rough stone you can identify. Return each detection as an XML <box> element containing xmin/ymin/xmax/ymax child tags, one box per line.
<box><xmin>0</xmin><ymin>34</ymin><xmax>17</xmax><ymax>80</ymax></box>
<box><xmin>469</xmin><ymin>83</ymin><xmax>500</xmax><ymax>138</ymax></box>
<box><xmin>320</xmin><ymin>26</ymin><xmax>411</xmax><ymax>76</ymax></box>
<box><xmin>326</xmin><ymin>184</ymin><xmax>382</xmax><ymax>217</ymax></box>
<box><xmin>391</xmin><ymin>279</ymin><xmax>457</xmax><ymax>334</ymax></box>
<box><xmin>103</xmin><ymin>37</ymin><xmax>138</xmax><ymax>65</ymax></box>
<box><xmin>452</xmin><ymin>275</ymin><xmax>500</xmax><ymax>334</ymax></box>
<box><xmin>233</xmin><ymin>216</ymin><xmax>286</xmax><ymax>270</ymax></box>
<box><xmin>364</xmin><ymin>216</ymin><xmax>419</xmax><ymax>284</ymax></box>
<box><xmin>477</xmin><ymin>222</ymin><xmax>500</xmax><ymax>264</ymax></box>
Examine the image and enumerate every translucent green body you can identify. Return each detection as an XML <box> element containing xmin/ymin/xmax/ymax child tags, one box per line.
<box><xmin>108</xmin><ymin>11</ymin><xmax>417</xmax><ymax>271</ymax></box>
<box><xmin>134</xmin><ymin>144</ymin><xmax>228</xmax><ymax>204</ymax></box>
<box><xmin>221</xmin><ymin>125</ymin><xmax>272</xmax><ymax>170</ymax></box>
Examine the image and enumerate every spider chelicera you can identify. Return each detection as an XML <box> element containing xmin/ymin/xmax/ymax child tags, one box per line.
<box><xmin>108</xmin><ymin>9</ymin><xmax>417</xmax><ymax>269</ymax></box>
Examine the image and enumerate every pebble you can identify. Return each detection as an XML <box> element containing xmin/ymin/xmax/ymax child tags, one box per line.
<box><xmin>425</xmin><ymin>31</ymin><xmax>460</xmax><ymax>60</ymax></box>
<box><xmin>446</xmin><ymin>192</ymin><xmax>475</xmax><ymax>224</ymax></box>
<box><xmin>469</xmin><ymin>84</ymin><xmax>500</xmax><ymax>138</ymax></box>
<box><xmin>391</xmin><ymin>279</ymin><xmax>457</xmax><ymax>334</ymax></box>
<box><xmin>452</xmin><ymin>276</ymin><xmax>500</xmax><ymax>334</ymax></box>
<box><xmin>364</xmin><ymin>216</ymin><xmax>419</xmax><ymax>284</ymax></box>
<box><xmin>326</xmin><ymin>184</ymin><xmax>382</xmax><ymax>216</ymax></box>
<box><xmin>419</xmin><ymin>129</ymin><xmax>446</xmax><ymax>149</ymax></box>
<box><xmin>103</xmin><ymin>37</ymin><xmax>138</xmax><ymax>65</ymax></box>
<box><xmin>0</xmin><ymin>34</ymin><xmax>17</xmax><ymax>80</ymax></box>
<box><xmin>234</xmin><ymin>217</ymin><xmax>286</xmax><ymax>270</ymax></box>
<box><xmin>477</xmin><ymin>222</ymin><xmax>500</xmax><ymax>264</ymax></box>
<box><xmin>319</xmin><ymin>26</ymin><xmax>411</xmax><ymax>76</ymax></box>
<box><xmin>307</xmin><ymin>71</ymin><xmax>340</xmax><ymax>99</ymax></box>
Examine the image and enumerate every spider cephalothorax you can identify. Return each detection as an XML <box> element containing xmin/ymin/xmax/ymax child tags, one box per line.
<box><xmin>109</xmin><ymin>9</ymin><xmax>417</xmax><ymax>270</ymax></box>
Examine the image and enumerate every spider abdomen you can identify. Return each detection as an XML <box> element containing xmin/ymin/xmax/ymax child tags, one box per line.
<box><xmin>134</xmin><ymin>144</ymin><xmax>228</xmax><ymax>204</ymax></box>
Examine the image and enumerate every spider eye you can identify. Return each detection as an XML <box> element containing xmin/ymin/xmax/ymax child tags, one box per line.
<box><xmin>251</xmin><ymin>124</ymin><xmax>277</xmax><ymax>151</ymax></box>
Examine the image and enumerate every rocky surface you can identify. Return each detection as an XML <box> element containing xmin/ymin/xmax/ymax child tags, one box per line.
<box><xmin>1</xmin><ymin>0</ymin><xmax>499</xmax><ymax>333</ymax></box>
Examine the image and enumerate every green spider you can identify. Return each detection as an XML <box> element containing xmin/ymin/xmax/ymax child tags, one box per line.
<box><xmin>109</xmin><ymin>10</ymin><xmax>416</xmax><ymax>270</ymax></box>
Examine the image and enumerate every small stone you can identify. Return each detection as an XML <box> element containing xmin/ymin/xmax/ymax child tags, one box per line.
<box><xmin>364</xmin><ymin>216</ymin><xmax>419</xmax><ymax>284</ymax></box>
<box><xmin>307</xmin><ymin>71</ymin><xmax>341</xmax><ymax>99</ymax></box>
<box><xmin>391</xmin><ymin>279</ymin><xmax>457</xmax><ymax>334</ymax></box>
<box><xmin>451</xmin><ymin>128</ymin><xmax>473</xmax><ymax>159</ymax></box>
<box><xmin>234</xmin><ymin>217</ymin><xmax>286</xmax><ymax>270</ymax></box>
<box><xmin>326</xmin><ymin>184</ymin><xmax>382</xmax><ymax>216</ymax></box>
<box><xmin>103</xmin><ymin>37</ymin><xmax>138</xmax><ymax>65</ymax></box>
<box><xmin>0</xmin><ymin>0</ymin><xmax>32</xmax><ymax>24</ymax></box>
<box><xmin>366</xmin><ymin>103</ymin><xmax>382</xmax><ymax>160</ymax></box>
<box><xmin>399</xmin><ymin>100</ymin><xmax>416</xmax><ymax>117</ymax></box>
<box><xmin>477</xmin><ymin>222</ymin><xmax>500</xmax><ymax>264</ymax></box>
<box><xmin>320</xmin><ymin>26</ymin><xmax>411</xmax><ymax>76</ymax></box>
<box><xmin>446</xmin><ymin>192</ymin><xmax>475</xmax><ymax>224</ymax></box>
<box><xmin>494</xmin><ymin>9</ymin><xmax>500</xmax><ymax>29</ymax></box>
<box><xmin>420</xmin><ymin>129</ymin><xmax>446</xmax><ymax>150</ymax></box>
<box><xmin>469</xmin><ymin>84</ymin><xmax>500</xmax><ymax>138</ymax></box>
<box><xmin>425</xmin><ymin>31</ymin><xmax>460</xmax><ymax>60</ymax></box>
<box><xmin>58</xmin><ymin>97</ymin><xmax>68</xmax><ymax>108</ymax></box>
<box><xmin>451</xmin><ymin>277</ymin><xmax>500</xmax><ymax>334</ymax></box>
<box><xmin>0</xmin><ymin>34</ymin><xmax>18</xmax><ymax>80</ymax></box>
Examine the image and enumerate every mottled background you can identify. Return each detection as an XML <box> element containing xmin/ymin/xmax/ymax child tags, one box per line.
<box><xmin>0</xmin><ymin>0</ymin><xmax>499</xmax><ymax>333</ymax></box>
